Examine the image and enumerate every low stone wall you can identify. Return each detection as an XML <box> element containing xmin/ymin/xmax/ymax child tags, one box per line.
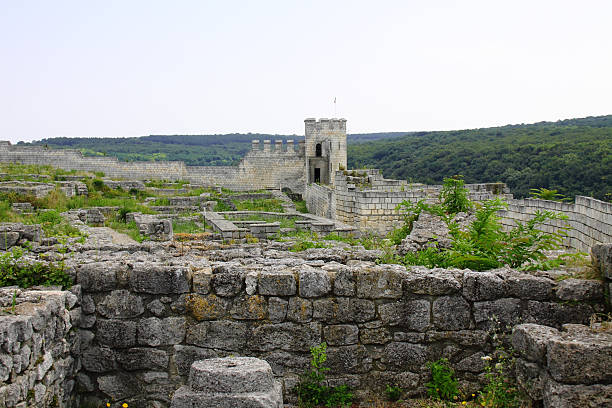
<box><xmin>72</xmin><ymin>258</ymin><xmax>604</xmax><ymax>407</ymax></box>
<box><xmin>305</xmin><ymin>170</ymin><xmax>612</xmax><ymax>251</ymax></box>
<box><xmin>0</xmin><ymin>288</ymin><xmax>80</xmax><ymax>408</ymax></box>
<box><xmin>307</xmin><ymin>172</ymin><xmax>512</xmax><ymax>234</ymax></box>
<box><xmin>304</xmin><ymin>183</ymin><xmax>334</xmax><ymax>220</ymax></box>
<box><xmin>512</xmin><ymin>323</ymin><xmax>612</xmax><ymax>407</ymax></box>
<box><xmin>499</xmin><ymin>196</ymin><xmax>612</xmax><ymax>252</ymax></box>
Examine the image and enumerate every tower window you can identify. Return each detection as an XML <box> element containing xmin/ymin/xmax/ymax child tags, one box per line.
<box><xmin>314</xmin><ymin>168</ymin><xmax>321</xmax><ymax>183</ymax></box>
<box><xmin>315</xmin><ymin>143</ymin><xmax>322</xmax><ymax>157</ymax></box>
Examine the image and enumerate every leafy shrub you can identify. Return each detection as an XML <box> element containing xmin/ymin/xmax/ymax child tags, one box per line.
<box><xmin>395</xmin><ymin>191</ymin><xmax>571</xmax><ymax>271</ymax></box>
<box><xmin>0</xmin><ymin>248</ymin><xmax>72</xmax><ymax>289</ymax></box>
<box><xmin>296</xmin><ymin>342</ymin><xmax>353</xmax><ymax>408</ymax></box>
<box><xmin>385</xmin><ymin>384</ymin><xmax>403</xmax><ymax>402</ymax></box>
<box><xmin>439</xmin><ymin>175</ymin><xmax>473</xmax><ymax>214</ymax></box>
<box><xmin>530</xmin><ymin>187</ymin><xmax>570</xmax><ymax>202</ymax></box>
<box><xmin>425</xmin><ymin>358</ymin><xmax>459</xmax><ymax>401</ymax></box>
<box><xmin>91</xmin><ymin>179</ymin><xmax>106</xmax><ymax>191</ymax></box>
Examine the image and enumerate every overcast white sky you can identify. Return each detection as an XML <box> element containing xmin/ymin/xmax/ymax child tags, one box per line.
<box><xmin>1</xmin><ymin>0</ymin><xmax>611</xmax><ymax>143</ymax></box>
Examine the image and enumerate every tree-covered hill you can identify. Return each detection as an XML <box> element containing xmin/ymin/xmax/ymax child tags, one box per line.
<box><xmin>348</xmin><ymin>115</ymin><xmax>611</xmax><ymax>200</ymax></box>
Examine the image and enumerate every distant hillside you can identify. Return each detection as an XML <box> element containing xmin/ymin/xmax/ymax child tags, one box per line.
<box><xmin>348</xmin><ymin>115</ymin><xmax>612</xmax><ymax>200</ymax></box>
<box><xmin>24</xmin><ymin>132</ymin><xmax>406</xmax><ymax>166</ymax></box>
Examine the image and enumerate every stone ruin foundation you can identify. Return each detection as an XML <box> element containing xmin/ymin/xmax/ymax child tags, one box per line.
<box><xmin>0</xmin><ymin>240</ymin><xmax>610</xmax><ymax>407</ymax></box>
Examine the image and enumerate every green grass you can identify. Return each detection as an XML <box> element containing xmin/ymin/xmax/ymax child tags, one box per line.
<box><xmin>105</xmin><ymin>219</ymin><xmax>145</xmax><ymax>242</ymax></box>
<box><xmin>0</xmin><ymin>248</ymin><xmax>72</xmax><ymax>289</ymax></box>
<box><xmin>294</xmin><ymin>199</ymin><xmax>308</xmax><ymax>213</ymax></box>
<box><xmin>232</xmin><ymin>198</ymin><xmax>284</xmax><ymax>212</ymax></box>
<box><xmin>172</xmin><ymin>219</ymin><xmax>207</xmax><ymax>234</ymax></box>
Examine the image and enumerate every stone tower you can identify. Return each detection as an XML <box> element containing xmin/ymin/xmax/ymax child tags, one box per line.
<box><xmin>304</xmin><ymin>118</ymin><xmax>347</xmax><ymax>185</ymax></box>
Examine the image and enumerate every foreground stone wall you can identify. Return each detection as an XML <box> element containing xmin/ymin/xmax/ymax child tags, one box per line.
<box><xmin>0</xmin><ymin>288</ymin><xmax>80</xmax><ymax>407</ymax></box>
<box><xmin>0</xmin><ymin>140</ymin><xmax>306</xmax><ymax>194</ymax></box>
<box><xmin>72</xmin><ymin>257</ymin><xmax>604</xmax><ymax>407</ymax></box>
<box><xmin>513</xmin><ymin>323</ymin><xmax>612</xmax><ymax>407</ymax></box>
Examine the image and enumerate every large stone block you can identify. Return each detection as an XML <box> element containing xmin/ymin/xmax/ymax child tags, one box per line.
<box><xmin>355</xmin><ymin>265</ymin><xmax>404</xmax><ymax>299</ymax></box>
<box><xmin>462</xmin><ymin>271</ymin><xmax>505</xmax><ymax>301</ymax></box>
<box><xmin>262</xmin><ymin>350</ymin><xmax>310</xmax><ymax>376</ymax></box>
<box><xmin>555</xmin><ymin>278</ymin><xmax>604</xmax><ymax>302</ymax></box>
<box><xmin>212</xmin><ymin>270</ymin><xmax>245</xmax><ymax>297</ymax></box>
<box><xmin>524</xmin><ymin>301</ymin><xmax>593</xmax><ymax>328</ymax></box>
<box><xmin>287</xmin><ymin>297</ymin><xmax>312</xmax><ymax>323</ymax></box>
<box><xmin>515</xmin><ymin>358</ymin><xmax>546</xmax><ymax>401</ymax></box>
<box><xmin>379</xmin><ymin>299</ymin><xmax>430</xmax><ymax>332</ymax></box>
<box><xmin>504</xmin><ymin>274</ymin><xmax>553</xmax><ymax>300</ymax></box>
<box><xmin>249</xmin><ymin>322</ymin><xmax>321</xmax><ymax>352</ymax></box>
<box><xmin>298</xmin><ymin>265</ymin><xmax>331</xmax><ymax>298</ymax></box>
<box><xmin>323</xmin><ymin>325</ymin><xmax>359</xmax><ymax>346</ymax></box>
<box><xmin>186</xmin><ymin>321</ymin><xmax>248</xmax><ymax>350</ymax></box>
<box><xmin>432</xmin><ymin>296</ymin><xmax>471</xmax><ymax>330</ymax></box>
<box><xmin>258</xmin><ymin>270</ymin><xmax>296</xmax><ymax>296</ymax></box>
<box><xmin>81</xmin><ymin>346</ymin><xmax>116</xmax><ymax>373</ymax></box>
<box><xmin>185</xmin><ymin>294</ymin><xmax>229</xmax><ymax>321</ymax></box>
<box><xmin>312</xmin><ymin>298</ymin><xmax>375</xmax><ymax>323</ymax></box>
<box><xmin>77</xmin><ymin>262</ymin><xmax>121</xmax><ymax>291</ymax></box>
<box><xmin>98</xmin><ymin>373</ymin><xmax>141</xmax><ymax>400</ymax></box>
<box><xmin>512</xmin><ymin>324</ymin><xmax>560</xmax><ymax>363</ymax></box>
<box><xmin>544</xmin><ymin>378</ymin><xmax>612</xmax><ymax>408</ymax></box>
<box><xmin>268</xmin><ymin>297</ymin><xmax>287</xmax><ymax>323</ymax></box>
<box><xmin>97</xmin><ymin>290</ymin><xmax>144</xmax><ymax>319</ymax></box>
<box><xmin>96</xmin><ymin>319</ymin><xmax>137</xmax><ymax>348</ymax></box>
<box><xmin>130</xmin><ymin>263</ymin><xmax>190</xmax><ymax>294</ymax></box>
<box><xmin>382</xmin><ymin>342</ymin><xmax>429</xmax><ymax>370</ymax></box>
<box><xmin>546</xmin><ymin>327</ymin><xmax>612</xmax><ymax>384</ymax></box>
<box><xmin>230</xmin><ymin>295</ymin><xmax>267</xmax><ymax>320</ymax></box>
<box><xmin>473</xmin><ymin>298</ymin><xmax>522</xmax><ymax>329</ymax></box>
<box><xmin>333</xmin><ymin>267</ymin><xmax>355</xmax><ymax>296</ymax></box>
<box><xmin>326</xmin><ymin>344</ymin><xmax>372</xmax><ymax>373</ymax></box>
<box><xmin>138</xmin><ymin>317</ymin><xmax>186</xmax><ymax>346</ymax></box>
<box><xmin>591</xmin><ymin>243</ymin><xmax>612</xmax><ymax>279</ymax></box>
<box><xmin>402</xmin><ymin>267</ymin><xmax>461</xmax><ymax>295</ymax></box>
<box><xmin>189</xmin><ymin>357</ymin><xmax>274</xmax><ymax>393</ymax></box>
<box><xmin>117</xmin><ymin>348</ymin><xmax>169</xmax><ymax>371</ymax></box>
<box><xmin>173</xmin><ymin>345</ymin><xmax>218</xmax><ymax>377</ymax></box>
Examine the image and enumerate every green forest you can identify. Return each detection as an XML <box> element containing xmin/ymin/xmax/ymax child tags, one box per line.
<box><xmin>348</xmin><ymin>116</ymin><xmax>611</xmax><ymax>200</ymax></box>
<box><xmin>23</xmin><ymin>115</ymin><xmax>611</xmax><ymax>201</ymax></box>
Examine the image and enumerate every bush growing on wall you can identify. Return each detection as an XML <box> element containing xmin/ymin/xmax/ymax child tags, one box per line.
<box><xmin>390</xmin><ymin>177</ymin><xmax>573</xmax><ymax>271</ymax></box>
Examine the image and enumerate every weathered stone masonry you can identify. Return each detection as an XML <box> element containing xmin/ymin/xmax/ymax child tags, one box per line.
<box><xmin>305</xmin><ymin>169</ymin><xmax>612</xmax><ymax>251</ymax></box>
<box><xmin>0</xmin><ymin>139</ymin><xmax>306</xmax><ymax>194</ymax></box>
<box><xmin>0</xmin><ymin>288</ymin><xmax>80</xmax><ymax>407</ymax></box>
<box><xmin>0</xmin><ymin>244</ymin><xmax>609</xmax><ymax>407</ymax></box>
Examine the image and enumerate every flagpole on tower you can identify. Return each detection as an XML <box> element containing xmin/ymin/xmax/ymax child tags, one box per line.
<box><xmin>334</xmin><ymin>97</ymin><xmax>337</xmax><ymax>117</ymax></box>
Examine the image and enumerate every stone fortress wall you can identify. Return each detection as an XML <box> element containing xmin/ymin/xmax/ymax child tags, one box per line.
<box><xmin>1</xmin><ymin>252</ymin><xmax>607</xmax><ymax>407</ymax></box>
<box><xmin>305</xmin><ymin>169</ymin><xmax>612</xmax><ymax>252</ymax></box>
<box><xmin>0</xmin><ymin>139</ymin><xmax>306</xmax><ymax>193</ymax></box>
<box><xmin>1</xmin><ymin>117</ymin><xmax>611</xmax><ymax>252</ymax></box>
